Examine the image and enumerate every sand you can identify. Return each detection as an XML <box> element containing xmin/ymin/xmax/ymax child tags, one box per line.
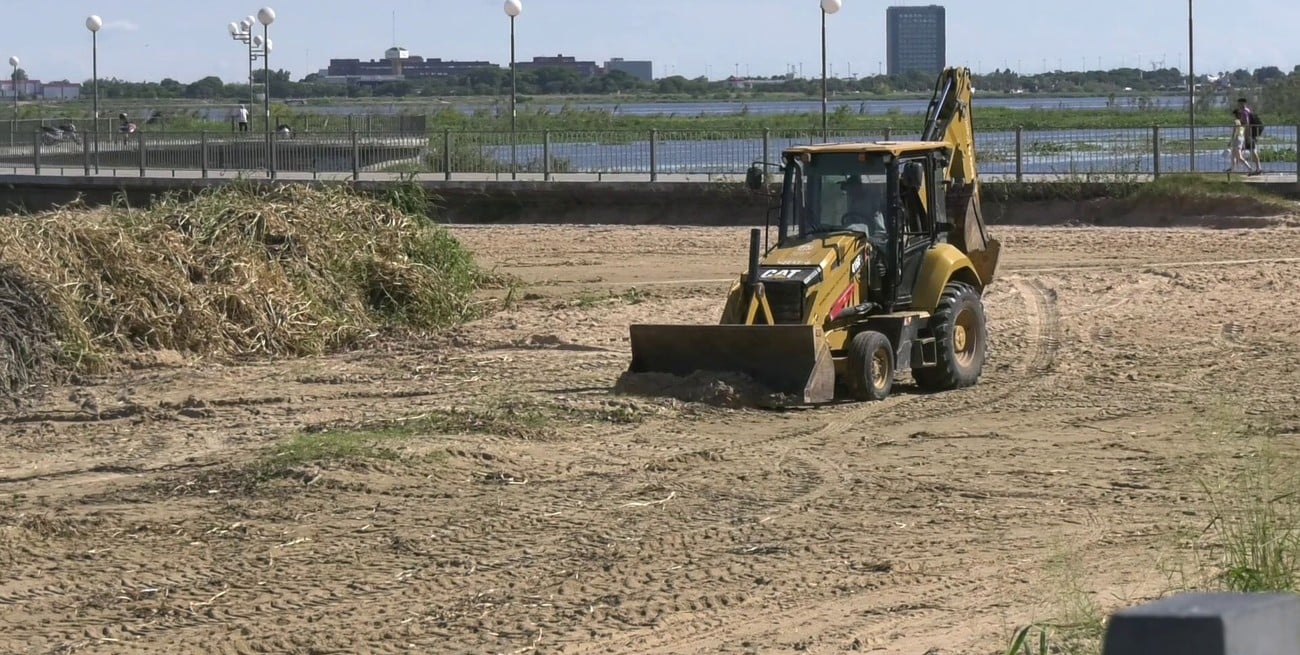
<box><xmin>4</xmin><ymin>216</ymin><xmax>1300</xmax><ymax>654</ymax></box>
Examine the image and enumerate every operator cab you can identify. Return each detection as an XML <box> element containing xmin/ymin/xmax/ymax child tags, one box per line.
<box><xmin>762</xmin><ymin>147</ymin><xmax>946</xmax><ymax>310</ymax></box>
<box><xmin>776</xmin><ymin>152</ymin><xmax>888</xmax><ymax>246</ymax></box>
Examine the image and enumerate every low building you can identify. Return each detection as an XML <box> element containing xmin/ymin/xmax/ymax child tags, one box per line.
<box><xmin>725</xmin><ymin>76</ymin><xmax>789</xmax><ymax>90</ymax></box>
<box><xmin>41</xmin><ymin>82</ymin><xmax>81</xmax><ymax>100</ymax></box>
<box><xmin>518</xmin><ymin>55</ymin><xmax>600</xmax><ymax>78</ymax></box>
<box><xmin>605</xmin><ymin>58</ymin><xmax>653</xmax><ymax>81</ymax></box>
<box><xmin>324</xmin><ymin>50</ymin><xmax>652</xmax><ymax>83</ymax></box>
<box><xmin>0</xmin><ymin>79</ymin><xmax>79</xmax><ymax>100</ymax></box>
<box><xmin>326</xmin><ymin>51</ymin><xmax>498</xmax><ymax>80</ymax></box>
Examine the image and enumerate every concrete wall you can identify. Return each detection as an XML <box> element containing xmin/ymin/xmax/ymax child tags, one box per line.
<box><xmin>0</xmin><ymin>176</ymin><xmax>776</xmax><ymax>224</ymax></box>
<box><xmin>1</xmin><ymin>141</ymin><xmax>427</xmax><ymax>174</ymax></box>
<box><xmin>1</xmin><ymin>175</ymin><xmax>1296</xmax><ymax>227</ymax></box>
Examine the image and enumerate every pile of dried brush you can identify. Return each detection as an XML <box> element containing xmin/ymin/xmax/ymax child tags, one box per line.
<box><xmin>0</xmin><ymin>264</ymin><xmax>62</xmax><ymax>402</ymax></box>
<box><xmin>0</xmin><ymin>182</ymin><xmax>481</xmax><ymax>399</ymax></box>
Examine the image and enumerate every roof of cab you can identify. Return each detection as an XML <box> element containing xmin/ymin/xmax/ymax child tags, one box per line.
<box><xmin>783</xmin><ymin>140</ymin><xmax>952</xmax><ymax>157</ymax></box>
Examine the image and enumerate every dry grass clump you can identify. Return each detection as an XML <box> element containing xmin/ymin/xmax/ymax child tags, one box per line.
<box><xmin>0</xmin><ymin>264</ymin><xmax>62</xmax><ymax>401</ymax></box>
<box><xmin>0</xmin><ymin>182</ymin><xmax>481</xmax><ymax>393</ymax></box>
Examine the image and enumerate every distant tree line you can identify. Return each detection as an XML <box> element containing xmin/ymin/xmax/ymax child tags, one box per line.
<box><xmin>59</xmin><ymin>64</ymin><xmax>1300</xmax><ymax>114</ymax></box>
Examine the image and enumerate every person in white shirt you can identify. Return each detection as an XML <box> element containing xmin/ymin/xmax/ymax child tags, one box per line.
<box><xmin>1225</xmin><ymin>114</ymin><xmax>1250</xmax><ymax>174</ymax></box>
<box><xmin>236</xmin><ymin>105</ymin><xmax>249</xmax><ymax>132</ymax></box>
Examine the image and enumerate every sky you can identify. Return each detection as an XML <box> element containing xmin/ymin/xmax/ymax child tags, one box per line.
<box><xmin>4</xmin><ymin>0</ymin><xmax>1299</xmax><ymax>84</ymax></box>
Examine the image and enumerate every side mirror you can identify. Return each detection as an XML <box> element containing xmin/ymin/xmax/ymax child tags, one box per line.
<box><xmin>745</xmin><ymin>165</ymin><xmax>765</xmax><ymax>191</ymax></box>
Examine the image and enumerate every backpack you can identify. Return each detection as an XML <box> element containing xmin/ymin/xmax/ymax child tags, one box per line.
<box><xmin>1247</xmin><ymin>110</ymin><xmax>1264</xmax><ymax>138</ymax></box>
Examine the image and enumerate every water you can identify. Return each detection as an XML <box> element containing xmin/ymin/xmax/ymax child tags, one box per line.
<box><xmin>192</xmin><ymin>94</ymin><xmax>1196</xmax><ymax>121</ymax></box>
<box><xmin>474</xmin><ymin>125</ymin><xmax>1294</xmax><ymax>176</ymax></box>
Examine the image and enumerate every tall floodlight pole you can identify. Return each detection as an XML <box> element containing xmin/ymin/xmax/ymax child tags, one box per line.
<box><xmin>1187</xmin><ymin>0</ymin><xmax>1195</xmax><ymax>172</ymax></box>
<box><xmin>820</xmin><ymin>0</ymin><xmax>841</xmax><ymax>142</ymax></box>
<box><xmin>247</xmin><ymin>15</ymin><xmax>255</xmax><ymax>103</ymax></box>
<box><xmin>229</xmin><ymin>16</ymin><xmax>258</xmax><ymax>128</ymax></box>
<box><xmin>86</xmin><ymin>15</ymin><xmax>102</xmax><ymax>172</ymax></box>
<box><xmin>504</xmin><ymin>0</ymin><xmax>522</xmax><ymax>180</ymax></box>
<box><xmin>258</xmin><ymin>7</ymin><xmax>276</xmax><ymax>135</ymax></box>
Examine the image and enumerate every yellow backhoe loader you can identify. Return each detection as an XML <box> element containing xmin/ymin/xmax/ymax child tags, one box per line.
<box><xmin>626</xmin><ymin>66</ymin><xmax>1001</xmax><ymax>403</ymax></box>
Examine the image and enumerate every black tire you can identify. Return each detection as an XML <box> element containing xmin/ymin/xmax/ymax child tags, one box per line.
<box><xmin>913</xmin><ymin>281</ymin><xmax>987</xmax><ymax>392</ymax></box>
<box><xmin>846</xmin><ymin>330</ymin><xmax>894</xmax><ymax>401</ymax></box>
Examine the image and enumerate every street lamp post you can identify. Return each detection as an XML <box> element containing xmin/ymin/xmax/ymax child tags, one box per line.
<box><xmin>86</xmin><ymin>15</ymin><xmax>102</xmax><ymax>172</ymax></box>
<box><xmin>820</xmin><ymin>0</ymin><xmax>841</xmax><ymax>142</ymax></box>
<box><xmin>504</xmin><ymin>0</ymin><xmax>521</xmax><ymax>180</ymax></box>
<box><xmin>1187</xmin><ymin>0</ymin><xmax>1195</xmax><ymax>172</ymax></box>
<box><xmin>8</xmin><ymin>56</ymin><xmax>18</xmax><ymax>118</ymax></box>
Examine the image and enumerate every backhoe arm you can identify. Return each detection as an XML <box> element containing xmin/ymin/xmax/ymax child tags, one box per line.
<box><xmin>921</xmin><ymin>67</ymin><xmax>1000</xmax><ymax>285</ymax></box>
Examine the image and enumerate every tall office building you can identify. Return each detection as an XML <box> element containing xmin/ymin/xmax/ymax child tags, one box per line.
<box><xmin>886</xmin><ymin>5</ymin><xmax>946</xmax><ymax>76</ymax></box>
<box><xmin>605</xmin><ymin>58</ymin><xmax>654</xmax><ymax>82</ymax></box>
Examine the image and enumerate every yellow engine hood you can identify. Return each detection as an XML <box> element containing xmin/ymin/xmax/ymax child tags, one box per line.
<box><xmin>760</xmin><ymin>233</ymin><xmax>864</xmax><ymax>273</ymax></box>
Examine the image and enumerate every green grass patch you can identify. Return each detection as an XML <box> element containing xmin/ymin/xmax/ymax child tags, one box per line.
<box><xmin>1199</xmin><ymin>427</ymin><xmax>1300</xmax><ymax>593</ymax></box>
<box><xmin>1256</xmin><ymin>146</ymin><xmax>1299</xmax><ymax>164</ymax></box>
<box><xmin>419</xmin><ymin>106</ymin><xmax>1264</xmax><ymax>134</ymax></box>
<box><xmin>237</xmin><ymin>397</ymin><xmax>651</xmax><ymax>487</ymax></box>
<box><xmin>983</xmin><ymin>174</ymin><xmax>1145</xmax><ymax>202</ymax></box>
<box><xmin>986</xmin><ymin>172</ymin><xmax>1298</xmax><ymax>209</ymax></box>
<box><xmin>1006</xmin><ymin>412</ymin><xmax>1300</xmax><ymax>655</ymax></box>
<box><xmin>1124</xmin><ymin>174</ymin><xmax>1297</xmax><ymax>212</ymax></box>
<box><xmin>1003</xmin><ymin>548</ymin><xmax>1109</xmax><ymax>655</ymax></box>
<box><xmin>263</xmin><ymin>427</ymin><xmax>412</xmax><ymax>470</ymax></box>
<box><xmin>1024</xmin><ymin>141</ymin><xmax>1108</xmax><ymax>155</ymax></box>
<box><xmin>1159</xmin><ymin>140</ymin><xmax>1298</xmax><ymax>164</ymax></box>
<box><xmin>20</xmin><ymin>102</ymin><xmax>1268</xmax><ymax>137</ymax></box>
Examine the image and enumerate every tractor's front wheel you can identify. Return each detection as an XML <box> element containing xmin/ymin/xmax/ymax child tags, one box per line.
<box><xmin>913</xmin><ymin>281</ymin><xmax>987</xmax><ymax>392</ymax></box>
<box><xmin>847</xmin><ymin>330</ymin><xmax>894</xmax><ymax>401</ymax></box>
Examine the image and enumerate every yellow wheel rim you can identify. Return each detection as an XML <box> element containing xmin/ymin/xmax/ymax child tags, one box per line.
<box><xmin>872</xmin><ymin>348</ymin><xmax>889</xmax><ymax>389</ymax></box>
<box><xmin>953</xmin><ymin>308</ymin><xmax>978</xmax><ymax>367</ymax></box>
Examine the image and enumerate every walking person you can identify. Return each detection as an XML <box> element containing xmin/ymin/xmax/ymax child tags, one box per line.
<box><xmin>236</xmin><ymin>104</ymin><xmax>250</xmax><ymax>132</ymax></box>
<box><xmin>1235</xmin><ymin>98</ymin><xmax>1263</xmax><ymax>175</ymax></box>
<box><xmin>117</xmin><ymin>112</ymin><xmax>137</xmax><ymax>146</ymax></box>
<box><xmin>1225</xmin><ymin>112</ymin><xmax>1250</xmax><ymax>175</ymax></box>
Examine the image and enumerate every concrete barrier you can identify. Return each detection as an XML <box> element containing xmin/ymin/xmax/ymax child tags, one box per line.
<box><xmin>1102</xmin><ymin>592</ymin><xmax>1300</xmax><ymax>655</ymax></box>
<box><xmin>2</xmin><ymin>173</ymin><xmax>1297</xmax><ymax>227</ymax></box>
<box><xmin>0</xmin><ymin>175</ymin><xmax>771</xmax><ymax>224</ymax></box>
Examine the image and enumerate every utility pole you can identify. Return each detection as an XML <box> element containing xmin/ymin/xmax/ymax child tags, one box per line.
<box><xmin>1188</xmin><ymin>0</ymin><xmax>1195</xmax><ymax>172</ymax></box>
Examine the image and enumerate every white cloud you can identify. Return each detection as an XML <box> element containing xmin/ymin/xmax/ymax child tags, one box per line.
<box><xmin>103</xmin><ymin>20</ymin><xmax>140</xmax><ymax>32</ymax></box>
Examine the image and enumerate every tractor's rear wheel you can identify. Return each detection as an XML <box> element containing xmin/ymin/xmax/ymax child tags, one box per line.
<box><xmin>847</xmin><ymin>330</ymin><xmax>894</xmax><ymax>401</ymax></box>
<box><xmin>913</xmin><ymin>281</ymin><xmax>987</xmax><ymax>392</ymax></box>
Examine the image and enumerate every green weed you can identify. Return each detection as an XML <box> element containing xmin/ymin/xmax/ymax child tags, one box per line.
<box><xmin>619</xmin><ymin>287</ymin><xmax>647</xmax><ymax>305</ymax></box>
<box><xmin>1126</xmin><ymin>175</ymin><xmax>1297</xmax><ymax>212</ymax></box>
<box><xmin>1199</xmin><ymin>432</ymin><xmax>1300</xmax><ymax>593</ymax></box>
<box><xmin>1007</xmin><ymin>414</ymin><xmax>1300</xmax><ymax>654</ymax></box>
<box><xmin>245</xmin><ymin>396</ymin><xmax>651</xmax><ymax>483</ymax></box>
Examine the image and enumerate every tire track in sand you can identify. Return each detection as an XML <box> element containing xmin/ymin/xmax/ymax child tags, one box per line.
<box><xmin>559</xmin><ymin>277</ymin><xmax>1064</xmax><ymax>655</ymax></box>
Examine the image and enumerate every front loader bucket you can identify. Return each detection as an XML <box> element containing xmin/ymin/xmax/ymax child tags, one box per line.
<box><xmin>627</xmin><ymin>324</ymin><xmax>836</xmax><ymax>404</ymax></box>
<box><xmin>968</xmin><ymin>235</ymin><xmax>1001</xmax><ymax>286</ymax></box>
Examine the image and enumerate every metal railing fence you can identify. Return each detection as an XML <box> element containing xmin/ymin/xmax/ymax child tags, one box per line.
<box><xmin>3</xmin><ymin>114</ymin><xmax>427</xmax><ymax>146</ymax></box>
<box><xmin>1</xmin><ymin>125</ymin><xmax>1296</xmax><ymax>180</ymax></box>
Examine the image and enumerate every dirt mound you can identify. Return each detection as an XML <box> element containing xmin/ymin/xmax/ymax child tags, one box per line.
<box><xmin>613</xmin><ymin>369</ymin><xmax>796</xmax><ymax>409</ymax></box>
<box><xmin>0</xmin><ymin>265</ymin><xmax>62</xmax><ymax>403</ymax></box>
<box><xmin>0</xmin><ymin>183</ymin><xmax>482</xmax><ymax>392</ymax></box>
